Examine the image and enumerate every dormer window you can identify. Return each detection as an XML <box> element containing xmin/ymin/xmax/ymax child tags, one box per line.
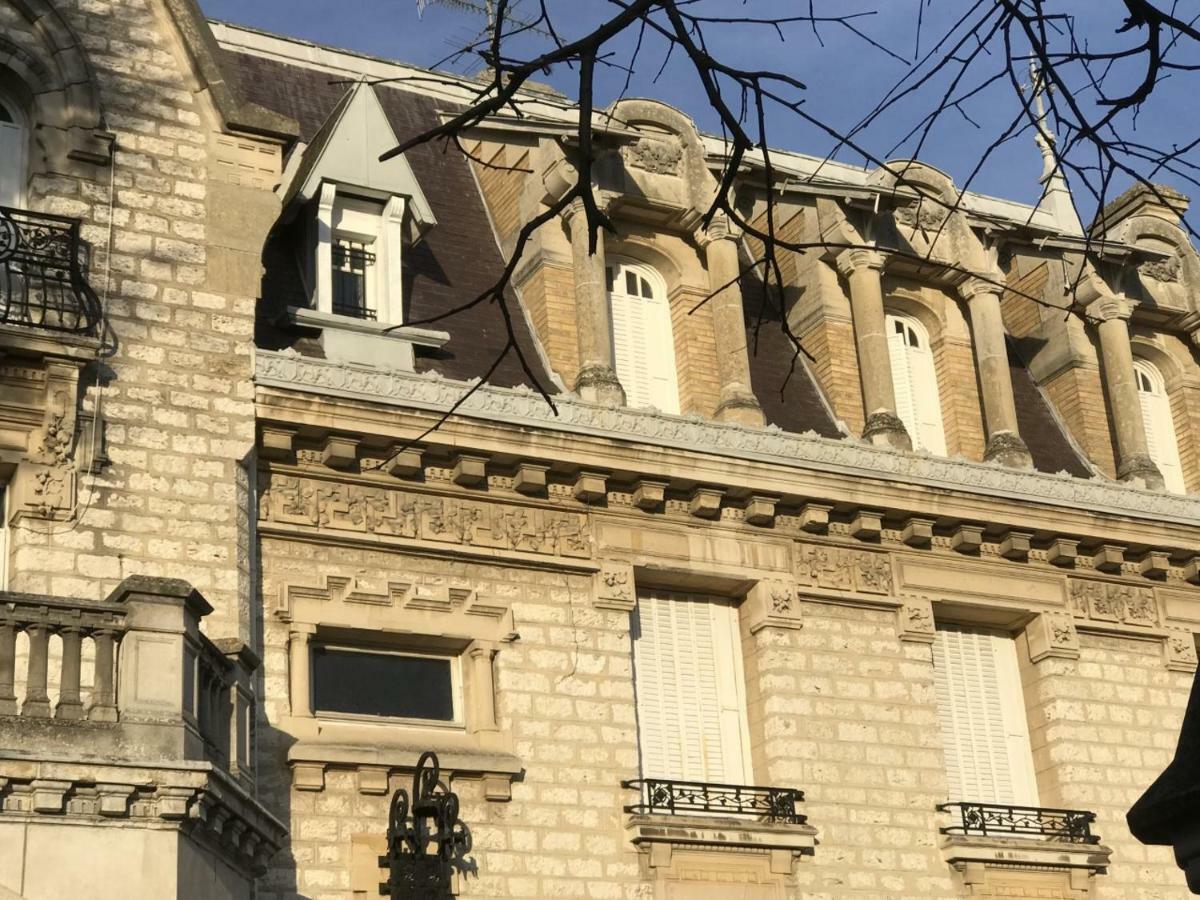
<box><xmin>1134</xmin><ymin>359</ymin><xmax>1185</xmax><ymax>493</ymax></box>
<box><xmin>606</xmin><ymin>259</ymin><xmax>680</xmax><ymax>414</ymax></box>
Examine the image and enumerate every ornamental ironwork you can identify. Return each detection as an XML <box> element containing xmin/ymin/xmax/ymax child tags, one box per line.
<box><xmin>0</xmin><ymin>206</ymin><xmax>102</xmax><ymax>336</ymax></box>
<box><xmin>937</xmin><ymin>801</ymin><xmax>1099</xmax><ymax>844</ymax></box>
<box><xmin>622</xmin><ymin>777</ymin><xmax>806</xmax><ymax>824</ymax></box>
<box><xmin>385</xmin><ymin>751</ymin><xmax>470</xmax><ymax>899</ymax></box>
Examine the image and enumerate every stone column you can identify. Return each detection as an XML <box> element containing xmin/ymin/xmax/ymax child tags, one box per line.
<box><xmin>1088</xmin><ymin>297</ymin><xmax>1164</xmax><ymax>489</ymax></box>
<box><xmin>467</xmin><ymin>642</ymin><xmax>498</xmax><ymax>733</ymax></box>
<box><xmin>958</xmin><ymin>277</ymin><xmax>1033</xmax><ymax>468</ymax></box>
<box><xmin>835</xmin><ymin>248</ymin><xmax>912</xmax><ymax>449</ymax></box>
<box><xmin>563</xmin><ymin>198</ymin><xmax>625</xmax><ymax>406</ymax></box>
<box><xmin>88</xmin><ymin>629</ymin><xmax>118</xmax><ymax>722</ymax></box>
<box><xmin>56</xmin><ymin>626</ymin><xmax>84</xmax><ymax>720</ymax></box>
<box><xmin>23</xmin><ymin>624</ymin><xmax>51</xmax><ymax>718</ymax></box>
<box><xmin>0</xmin><ymin>623</ymin><xmax>16</xmax><ymax>715</ymax></box>
<box><xmin>694</xmin><ymin>214</ymin><xmax>764</xmax><ymax>426</ymax></box>
<box><xmin>289</xmin><ymin>624</ymin><xmax>317</xmax><ymax>718</ymax></box>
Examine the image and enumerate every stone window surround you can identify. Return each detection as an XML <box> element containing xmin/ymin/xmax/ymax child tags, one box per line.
<box><xmin>277</xmin><ymin>574</ymin><xmax>520</xmax><ymax>796</ymax></box>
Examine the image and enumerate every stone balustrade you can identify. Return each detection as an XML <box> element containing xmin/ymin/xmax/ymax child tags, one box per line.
<box><xmin>0</xmin><ymin>575</ymin><xmax>257</xmax><ymax>790</ymax></box>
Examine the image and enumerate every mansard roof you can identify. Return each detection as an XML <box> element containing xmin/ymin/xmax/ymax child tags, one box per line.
<box><xmin>220</xmin><ymin>31</ymin><xmax>1091</xmax><ymax>478</ymax></box>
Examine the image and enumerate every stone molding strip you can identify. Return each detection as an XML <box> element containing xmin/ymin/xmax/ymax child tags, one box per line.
<box><xmin>256</xmin><ymin>350</ymin><xmax>1200</xmax><ymax>526</ymax></box>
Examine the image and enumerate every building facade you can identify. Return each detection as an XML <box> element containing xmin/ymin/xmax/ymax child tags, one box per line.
<box><xmin>1</xmin><ymin>3</ymin><xmax>1200</xmax><ymax>899</ymax></box>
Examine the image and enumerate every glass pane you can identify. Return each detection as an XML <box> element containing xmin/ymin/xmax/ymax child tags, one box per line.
<box><xmin>908</xmin><ymin>327</ymin><xmax>919</xmax><ymax>348</ymax></box>
<box><xmin>0</xmin><ymin>103</ymin><xmax>12</xmax><ymax>124</ymax></box>
<box><xmin>640</xmin><ymin>277</ymin><xmax>652</xmax><ymax>298</ymax></box>
<box><xmin>312</xmin><ymin>647</ymin><xmax>455</xmax><ymax>721</ymax></box>
<box><xmin>625</xmin><ymin>270</ymin><xmax>638</xmax><ymax>295</ymax></box>
<box><xmin>606</xmin><ymin>266</ymin><xmax>614</xmax><ymax>292</ymax></box>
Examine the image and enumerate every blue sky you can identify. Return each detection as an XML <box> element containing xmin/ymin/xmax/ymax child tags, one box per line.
<box><xmin>200</xmin><ymin>1</ymin><xmax>1196</xmax><ymax>216</ymax></box>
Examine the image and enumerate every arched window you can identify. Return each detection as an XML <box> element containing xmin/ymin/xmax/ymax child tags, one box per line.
<box><xmin>886</xmin><ymin>312</ymin><xmax>946</xmax><ymax>454</ymax></box>
<box><xmin>606</xmin><ymin>259</ymin><xmax>680</xmax><ymax>414</ymax></box>
<box><xmin>0</xmin><ymin>91</ymin><xmax>27</xmax><ymax>207</ymax></box>
<box><xmin>1134</xmin><ymin>359</ymin><xmax>1185</xmax><ymax>493</ymax></box>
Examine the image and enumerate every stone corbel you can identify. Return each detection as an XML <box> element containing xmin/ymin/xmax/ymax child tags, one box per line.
<box><xmin>897</xmin><ymin>595</ymin><xmax>936</xmax><ymax>643</ymax></box>
<box><xmin>1165</xmin><ymin>629</ymin><xmax>1199</xmax><ymax>673</ymax></box>
<box><xmin>13</xmin><ymin>361</ymin><xmax>83</xmax><ymax>521</ymax></box>
<box><xmin>595</xmin><ymin>561</ymin><xmax>636</xmax><ymax>611</ymax></box>
<box><xmin>942</xmin><ymin>835</ymin><xmax>1111</xmax><ymax>897</ymax></box>
<box><xmin>1026</xmin><ymin>611</ymin><xmax>1081</xmax><ymax>663</ymax></box>
<box><xmin>744</xmin><ymin>577</ymin><xmax>802</xmax><ymax>633</ymax></box>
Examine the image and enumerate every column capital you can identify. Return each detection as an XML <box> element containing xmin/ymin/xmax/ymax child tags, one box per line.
<box><xmin>956</xmin><ymin>273</ymin><xmax>1004</xmax><ymax>302</ymax></box>
<box><xmin>693</xmin><ymin>211</ymin><xmax>741</xmax><ymax>248</ymax></box>
<box><xmin>561</xmin><ymin>193</ymin><xmax>614</xmax><ymax>227</ymax></box>
<box><xmin>1084</xmin><ymin>294</ymin><xmax>1136</xmax><ymax>325</ymax></box>
<box><xmin>835</xmin><ymin>247</ymin><xmax>886</xmax><ymax>278</ymax></box>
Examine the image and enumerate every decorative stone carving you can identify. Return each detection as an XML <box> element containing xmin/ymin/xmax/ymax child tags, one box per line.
<box><xmin>1164</xmin><ymin>628</ymin><xmax>1198</xmax><ymax>673</ymax></box>
<box><xmin>892</xmin><ymin>200</ymin><xmax>948</xmax><ymax>233</ymax></box>
<box><xmin>745</xmin><ymin>578</ymin><xmax>802</xmax><ymax>633</ymax></box>
<box><xmin>255</xmin><ymin>350</ymin><xmax>1200</xmax><ymax>525</ymax></box>
<box><xmin>621</xmin><ymin>137</ymin><xmax>683</xmax><ymax>176</ymax></box>
<box><xmin>1027</xmin><ymin>611</ymin><xmax>1081</xmax><ymax>662</ymax></box>
<box><xmin>897</xmin><ymin>596</ymin><xmax>936</xmax><ymax>643</ymax></box>
<box><xmin>795</xmin><ymin>544</ymin><xmax>892</xmax><ymax>595</ymax></box>
<box><xmin>595</xmin><ymin>561</ymin><xmax>636</xmax><ymax>612</ymax></box>
<box><xmin>260</xmin><ymin>474</ymin><xmax>591</xmax><ymax>560</ymax></box>
<box><xmin>1068</xmin><ymin>578</ymin><xmax>1159</xmax><ymax>627</ymax></box>
<box><xmin>1142</xmin><ymin>253</ymin><xmax>1181</xmax><ymax>283</ymax></box>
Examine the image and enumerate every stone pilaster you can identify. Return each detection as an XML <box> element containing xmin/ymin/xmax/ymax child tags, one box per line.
<box><xmin>835</xmin><ymin>248</ymin><xmax>912</xmax><ymax>450</ymax></box>
<box><xmin>563</xmin><ymin>198</ymin><xmax>625</xmax><ymax>406</ymax></box>
<box><xmin>1083</xmin><ymin>286</ymin><xmax>1164</xmax><ymax>489</ymax></box>
<box><xmin>694</xmin><ymin>214</ymin><xmax>764</xmax><ymax>426</ymax></box>
<box><xmin>958</xmin><ymin>276</ymin><xmax>1032</xmax><ymax>468</ymax></box>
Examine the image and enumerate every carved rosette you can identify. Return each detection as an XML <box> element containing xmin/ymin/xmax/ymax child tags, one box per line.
<box><xmin>745</xmin><ymin>577</ymin><xmax>802</xmax><ymax>633</ymax></box>
<box><xmin>897</xmin><ymin>596</ymin><xmax>936</xmax><ymax>643</ymax></box>
<box><xmin>1027</xmin><ymin>611</ymin><xmax>1080</xmax><ymax>663</ymax></box>
<box><xmin>594</xmin><ymin>561</ymin><xmax>636</xmax><ymax>612</ymax></box>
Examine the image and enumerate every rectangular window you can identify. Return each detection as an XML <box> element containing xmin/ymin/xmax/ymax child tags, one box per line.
<box><xmin>631</xmin><ymin>591</ymin><xmax>751</xmax><ymax>785</ymax></box>
<box><xmin>331</xmin><ymin>238</ymin><xmax>377</xmax><ymax>320</ymax></box>
<box><xmin>933</xmin><ymin>625</ymin><xmax>1039</xmax><ymax>805</ymax></box>
<box><xmin>312</xmin><ymin>645</ymin><xmax>459</xmax><ymax>723</ymax></box>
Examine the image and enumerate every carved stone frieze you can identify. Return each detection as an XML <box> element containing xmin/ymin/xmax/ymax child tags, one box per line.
<box><xmin>1141</xmin><ymin>253</ymin><xmax>1181</xmax><ymax>283</ymax></box>
<box><xmin>1027</xmin><ymin>611</ymin><xmax>1081</xmax><ymax>662</ymax></box>
<box><xmin>1068</xmin><ymin>578</ymin><xmax>1159</xmax><ymax>627</ymax></box>
<box><xmin>595</xmin><ymin>561</ymin><xmax>636</xmax><ymax>612</ymax></box>
<box><xmin>795</xmin><ymin>543</ymin><xmax>892</xmax><ymax>596</ymax></box>
<box><xmin>621</xmin><ymin>137</ymin><xmax>683</xmax><ymax>176</ymax></box>
<box><xmin>259</xmin><ymin>474</ymin><xmax>591</xmax><ymax>560</ymax></box>
<box><xmin>897</xmin><ymin>595</ymin><xmax>935</xmax><ymax>643</ymax></box>
<box><xmin>255</xmin><ymin>350</ymin><xmax>1200</xmax><ymax>527</ymax></box>
<box><xmin>745</xmin><ymin>577</ymin><xmax>802</xmax><ymax>633</ymax></box>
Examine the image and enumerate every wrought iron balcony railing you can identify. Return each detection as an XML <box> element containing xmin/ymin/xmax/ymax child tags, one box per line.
<box><xmin>938</xmin><ymin>801</ymin><xmax>1099</xmax><ymax>844</ymax></box>
<box><xmin>0</xmin><ymin>206</ymin><xmax>102</xmax><ymax>336</ymax></box>
<box><xmin>623</xmin><ymin>778</ymin><xmax>807</xmax><ymax>825</ymax></box>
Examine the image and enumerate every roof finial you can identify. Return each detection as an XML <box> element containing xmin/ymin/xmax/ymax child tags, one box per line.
<box><xmin>1023</xmin><ymin>61</ymin><xmax>1082</xmax><ymax>236</ymax></box>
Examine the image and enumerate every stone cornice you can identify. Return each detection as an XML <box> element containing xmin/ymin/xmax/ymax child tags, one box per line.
<box><xmin>254</xmin><ymin>349</ymin><xmax>1200</xmax><ymax>527</ymax></box>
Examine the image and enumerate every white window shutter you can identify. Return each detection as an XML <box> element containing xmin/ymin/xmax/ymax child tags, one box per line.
<box><xmin>933</xmin><ymin>627</ymin><xmax>1038</xmax><ymax>806</ymax></box>
<box><xmin>1136</xmin><ymin>362</ymin><xmax>1186</xmax><ymax>493</ymax></box>
<box><xmin>886</xmin><ymin>315</ymin><xmax>946</xmax><ymax>455</ymax></box>
<box><xmin>632</xmin><ymin>592</ymin><xmax>750</xmax><ymax>784</ymax></box>
<box><xmin>608</xmin><ymin>261</ymin><xmax>680</xmax><ymax>414</ymax></box>
<box><xmin>887</xmin><ymin>318</ymin><xmax>916</xmax><ymax>435</ymax></box>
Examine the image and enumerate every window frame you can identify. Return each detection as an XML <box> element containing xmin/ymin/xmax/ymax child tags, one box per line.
<box><xmin>0</xmin><ymin>88</ymin><xmax>28</xmax><ymax>208</ymax></box>
<box><xmin>310</xmin><ymin>640</ymin><xmax>464</xmax><ymax>728</ymax></box>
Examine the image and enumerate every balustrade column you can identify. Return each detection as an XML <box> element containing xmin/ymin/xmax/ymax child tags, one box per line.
<box><xmin>959</xmin><ymin>277</ymin><xmax>1033</xmax><ymax>468</ymax></box>
<box><xmin>835</xmin><ymin>248</ymin><xmax>912</xmax><ymax>449</ymax></box>
<box><xmin>1089</xmin><ymin>298</ymin><xmax>1164</xmax><ymax>489</ymax></box>
<box><xmin>88</xmin><ymin>629</ymin><xmax>118</xmax><ymax>722</ymax></box>
<box><xmin>0</xmin><ymin>623</ymin><xmax>17</xmax><ymax>715</ymax></box>
<box><xmin>563</xmin><ymin>198</ymin><xmax>625</xmax><ymax>406</ymax></box>
<box><xmin>290</xmin><ymin>625</ymin><xmax>317</xmax><ymax>718</ymax></box>
<box><xmin>23</xmin><ymin>624</ymin><xmax>51</xmax><ymax>717</ymax></box>
<box><xmin>694</xmin><ymin>214</ymin><xmax>765</xmax><ymax>426</ymax></box>
<box><xmin>56</xmin><ymin>626</ymin><xmax>84</xmax><ymax>720</ymax></box>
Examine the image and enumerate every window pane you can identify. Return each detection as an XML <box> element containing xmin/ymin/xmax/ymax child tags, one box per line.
<box><xmin>312</xmin><ymin>647</ymin><xmax>454</xmax><ymax>721</ymax></box>
<box><xmin>331</xmin><ymin>239</ymin><xmax>376</xmax><ymax>320</ymax></box>
<box><xmin>625</xmin><ymin>270</ymin><xmax>638</xmax><ymax>295</ymax></box>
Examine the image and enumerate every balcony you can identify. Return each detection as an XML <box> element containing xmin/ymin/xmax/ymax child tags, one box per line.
<box><xmin>0</xmin><ymin>205</ymin><xmax>103</xmax><ymax>338</ymax></box>
<box><xmin>0</xmin><ymin>576</ymin><xmax>285</xmax><ymax>896</ymax></box>
<box><xmin>621</xmin><ymin>777</ymin><xmax>817</xmax><ymax>869</ymax></box>
<box><xmin>938</xmin><ymin>801</ymin><xmax>1099</xmax><ymax>844</ymax></box>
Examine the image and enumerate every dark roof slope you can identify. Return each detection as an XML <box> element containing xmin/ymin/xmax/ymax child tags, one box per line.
<box><xmin>224</xmin><ymin>50</ymin><xmax>554</xmax><ymax>390</ymax></box>
<box><xmin>1008</xmin><ymin>341</ymin><xmax>1092</xmax><ymax>477</ymax></box>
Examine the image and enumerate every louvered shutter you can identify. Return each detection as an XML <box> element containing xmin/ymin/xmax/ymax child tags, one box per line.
<box><xmin>608</xmin><ymin>262</ymin><xmax>680</xmax><ymax>414</ymax></box>
<box><xmin>887</xmin><ymin>317</ymin><xmax>916</xmax><ymax>437</ymax></box>
<box><xmin>632</xmin><ymin>592</ymin><xmax>750</xmax><ymax>784</ymax></box>
<box><xmin>886</xmin><ymin>315</ymin><xmax>946</xmax><ymax>455</ymax></box>
<box><xmin>0</xmin><ymin>118</ymin><xmax>24</xmax><ymax>207</ymax></box>
<box><xmin>933</xmin><ymin>627</ymin><xmax>1038</xmax><ymax>805</ymax></box>
<box><xmin>1136</xmin><ymin>364</ymin><xmax>1186</xmax><ymax>493</ymax></box>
